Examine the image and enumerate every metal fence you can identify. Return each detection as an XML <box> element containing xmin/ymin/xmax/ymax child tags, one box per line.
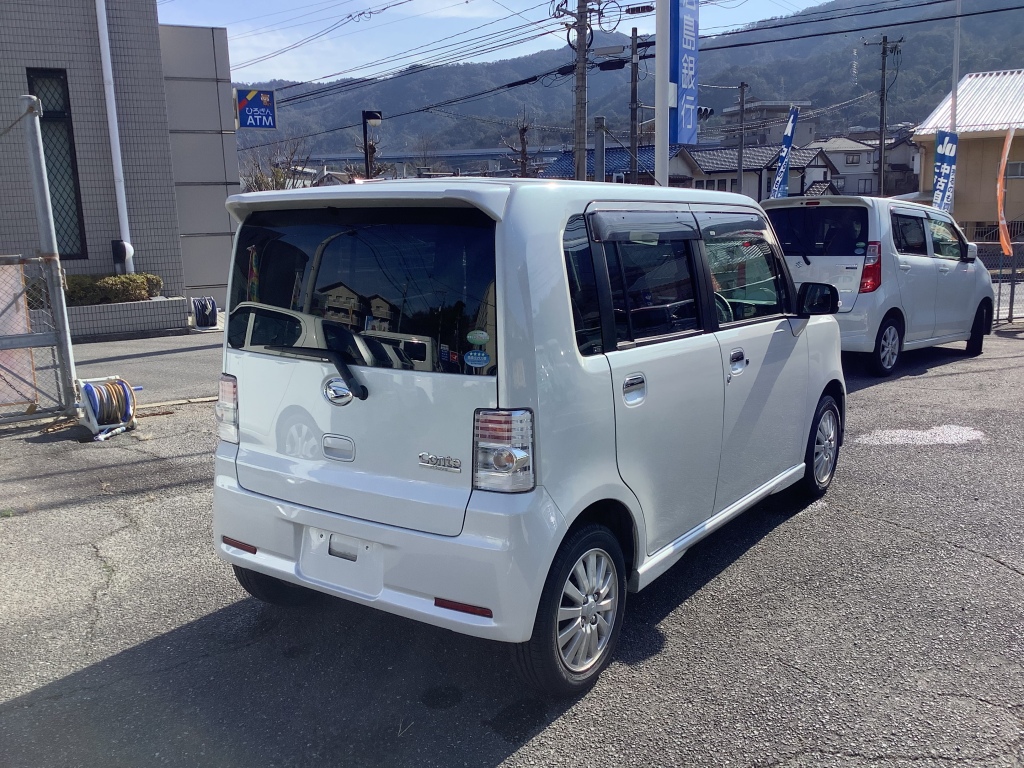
<box><xmin>0</xmin><ymin>254</ymin><xmax>76</xmax><ymax>425</ymax></box>
<box><xmin>980</xmin><ymin>244</ymin><xmax>1022</xmax><ymax>324</ymax></box>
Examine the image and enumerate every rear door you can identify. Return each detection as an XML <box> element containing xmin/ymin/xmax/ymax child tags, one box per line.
<box><xmin>890</xmin><ymin>207</ymin><xmax>938</xmax><ymax>341</ymax></box>
<box><xmin>764</xmin><ymin>200</ymin><xmax>870</xmax><ymax>313</ymax></box>
<box><xmin>697</xmin><ymin>209</ymin><xmax>808</xmax><ymax>512</ymax></box>
<box><xmin>588</xmin><ymin>207</ymin><xmax>724</xmax><ymax>555</ymax></box>
<box><xmin>224</xmin><ymin>205</ymin><xmax>499</xmax><ymax>536</ymax></box>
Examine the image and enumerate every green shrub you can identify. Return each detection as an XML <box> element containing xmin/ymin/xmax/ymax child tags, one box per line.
<box><xmin>65</xmin><ymin>275</ymin><xmax>103</xmax><ymax>306</ymax></box>
<box><xmin>142</xmin><ymin>273</ymin><xmax>163</xmax><ymax>297</ymax></box>
<box><xmin>95</xmin><ymin>274</ymin><xmax>148</xmax><ymax>303</ymax></box>
<box><xmin>63</xmin><ymin>273</ymin><xmax>163</xmax><ymax>306</ymax></box>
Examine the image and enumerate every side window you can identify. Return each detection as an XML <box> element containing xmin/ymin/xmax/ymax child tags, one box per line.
<box><xmin>563</xmin><ymin>215</ymin><xmax>603</xmax><ymax>355</ymax></box>
<box><xmin>892</xmin><ymin>213</ymin><xmax>928</xmax><ymax>255</ymax></box>
<box><xmin>697</xmin><ymin>211</ymin><xmax>786</xmax><ymax>322</ymax></box>
<box><xmin>592</xmin><ymin>211</ymin><xmax>702</xmax><ymax>343</ymax></box>
<box><xmin>928</xmin><ymin>218</ymin><xmax>966</xmax><ymax>260</ymax></box>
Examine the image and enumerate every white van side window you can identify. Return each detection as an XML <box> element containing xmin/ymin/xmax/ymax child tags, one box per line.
<box><xmin>892</xmin><ymin>213</ymin><xmax>928</xmax><ymax>256</ymax></box>
<box><xmin>563</xmin><ymin>215</ymin><xmax>603</xmax><ymax>355</ymax></box>
<box><xmin>697</xmin><ymin>211</ymin><xmax>785</xmax><ymax>322</ymax></box>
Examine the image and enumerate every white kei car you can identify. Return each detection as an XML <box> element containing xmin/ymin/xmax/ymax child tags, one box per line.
<box><xmin>764</xmin><ymin>196</ymin><xmax>995</xmax><ymax>376</ymax></box>
<box><xmin>214</xmin><ymin>179</ymin><xmax>845</xmax><ymax>695</ymax></box>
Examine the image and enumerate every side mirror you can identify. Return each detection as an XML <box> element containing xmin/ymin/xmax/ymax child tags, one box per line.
<box><xmin>797</xmin><ymin>282</ymin><xmax>840</xmax><ymax>317</ymax></box>
<box><xmin>963</xmin><ymin>242</ymin><xmax>978</xmax><ymax>263</ymax></box>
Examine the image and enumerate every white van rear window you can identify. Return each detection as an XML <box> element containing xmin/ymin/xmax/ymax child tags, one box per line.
<box><xmin>228</xmin><ymin>207</ymin><xmax>497</xmax><ymax>375</ymax></box>
<box><xmin>767</xmin><ymin>206</ymin><xmax>870</xmax><ymax>257</ymax></box>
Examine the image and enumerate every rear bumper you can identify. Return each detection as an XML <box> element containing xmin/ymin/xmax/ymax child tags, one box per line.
<box><xmin>835</xmin><ymin>299</ymin><xmax>879</xmax><ymax>353</ymax></box>
<box><xmin>213</xmin><ymin>443</ymin><xmax>566</xmax><ymax>643</ymax></box>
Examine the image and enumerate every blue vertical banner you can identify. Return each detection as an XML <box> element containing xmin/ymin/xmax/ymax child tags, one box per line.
<box><xmin>669</xmin><ymin>0</ymin><xmax>699</xmax><ymax>145</ymax></box>
<box><xmin>931</xmin><ymin>130</ymin><xmax>958</xmax><ymax>212</ymax></box>
<box><xmin>769</xmin><ymin>107</ymin><xmax>801</xmax><ymax>199</ymax></box>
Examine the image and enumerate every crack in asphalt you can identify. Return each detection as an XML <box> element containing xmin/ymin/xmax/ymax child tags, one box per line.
<box><xmin>874</xmin><ymin>516</ymin><xmax>1024</xmax><ymax>580</ymax></box>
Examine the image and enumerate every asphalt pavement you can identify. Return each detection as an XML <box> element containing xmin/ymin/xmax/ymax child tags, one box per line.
<box><xmin>1</xmin><ymin>325</ymin><xmax>1023</xmax><ymax>767</ymax></box>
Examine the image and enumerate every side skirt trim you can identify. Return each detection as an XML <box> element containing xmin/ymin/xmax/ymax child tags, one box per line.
<box><xmin>629</xmin><ymin>463</ymin><xmax>805</xmax><ymax>591</ymax></box>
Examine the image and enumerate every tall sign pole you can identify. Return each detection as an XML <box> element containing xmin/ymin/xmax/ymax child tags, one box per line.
<box><xmin>654</xmin><ymin>0</ymin><xmax>670</xmax><ymax>185</ymax></box>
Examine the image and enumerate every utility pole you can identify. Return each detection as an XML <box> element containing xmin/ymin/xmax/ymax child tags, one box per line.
<box><xmin>951</xmin><ymin>0</ymin><xmax>961</xmax><ymax>131</ymax></box>
<box><xmin>574</xmin><ymin>0</ymin><xmax>589</xmax><ymax>180</ymax></box>
<box><xmin>736</xmin><ymin>82</ymin><xmax>748</xmax><ymax>197</ymax></box>
<box><xmin>867</xmin><ymin>35</ymin><xmax>902</xmax><ymax>197</ymax></box>
<box><xmin>595</xmin><ymin>116</ymin><xmax>606</xmax><ymax>182</ymax></box>
<box><xmin>630</xmin><ymin>27</ymin><xmax>639</xmax><ymax>184</ymax></box>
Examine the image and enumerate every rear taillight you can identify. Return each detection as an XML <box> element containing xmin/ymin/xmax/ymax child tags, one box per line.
<box><xmin>215</xmin><ymin>373</ymin><xmax>239</xmax><ymax>443</ymax></box>
<box><xmin>859</xmin><ymin>241</ymin><xmax>882</xmax><ymax>293</ymax></box>
<box><xmin>474</xmin><ymin>409</ymin><xmax>534</xmax><ymax>492</ymax></box>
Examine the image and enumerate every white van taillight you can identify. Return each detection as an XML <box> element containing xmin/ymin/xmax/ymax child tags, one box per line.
<box><xmin>216</xmin><ymin>374</ymin><xmax>239</xmax><ymax>443</ymax></box>
<box><xmin>474</xmin><ymin>409</ymin><xmax>534</xmax><ymax>492</ymax></box>
<box><xmin>859</xmin><ymin>241</ymin><xmax>882</xmax><ymax>293</ymax></box>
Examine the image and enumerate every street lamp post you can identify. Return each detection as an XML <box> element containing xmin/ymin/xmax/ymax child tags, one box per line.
<box><xmin>362</xmin><ymin>110</ymin><xmax>382</xmax><ymax>179</ymax></box>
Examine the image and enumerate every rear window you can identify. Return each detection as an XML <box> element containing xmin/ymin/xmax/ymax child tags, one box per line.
<box><xmin>228</xmin><ymin>206</ymin><xmax>497</xmax><ymax>375</ymax></box>
<box><xmin>767</xmin><ymin>206</ymin><xmax>870</xmax><ymax>257</ymax></box>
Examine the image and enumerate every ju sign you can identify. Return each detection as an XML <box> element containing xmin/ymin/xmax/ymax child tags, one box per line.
<box><xmin>236</xmin><ymin>89</ymin><xmax>277</xmax><ymax>129</ymax></box>
<box><xmin>669</xmin><ymin>0</ymin><xmax>699</xmax><ymax>145</ymax></box>
<box><xmin>931</xmin><ymin>130</ymin><xmax>958</xmax><ymax>212</ymax></box>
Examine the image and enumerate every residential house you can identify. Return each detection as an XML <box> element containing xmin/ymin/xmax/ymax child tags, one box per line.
<box><xmin>803</xmin><ymin>137</ymin><xmax>876</xmax><ymax>194</ymax></box>
<box><xmin>915</xmin><ymin>69</ymin><xmax>1024</xmax><ymax>240</ymax></box>
<box><xmin>675</xmin><ymin>145</ymin><xmax>838</xmax><ymax>201</ymax></box>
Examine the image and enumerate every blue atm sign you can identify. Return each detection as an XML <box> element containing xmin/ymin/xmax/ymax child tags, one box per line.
<box><xmin>237</xmin><ymin>89</ymin><xmax>276</xmax><ymax>129</ymax></box>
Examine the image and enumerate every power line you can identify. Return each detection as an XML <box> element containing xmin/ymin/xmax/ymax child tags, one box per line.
<box><xmin>241</xmin><ymin>1</ymin><xmax>1022</xmax><ymax>150</ymax></box>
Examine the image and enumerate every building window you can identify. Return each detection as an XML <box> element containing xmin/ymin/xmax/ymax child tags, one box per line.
<box><xmin>857</xmin><ymin>178</ymin><xmax>874</xmax><ymax>194</ymax></box>
<box><xmin>26</xmin><ymin>69</ymin><xmax>87</xmax><ymax>259</ymax></box>
<box><xmin>694</xmin><ymin>180</ymin><xmax>704</xmax><ymax>189</ymax></box>
<box><xmin>1005</xmin><ymin>161</ymin><xmax>1024</xmax><ymax>179</ymax></box>
<box><xmin>846</xmin><ymin>154</ymin><xmax>861</xmax><ymax>165</ymax></box>
<box><xmin>717</xmin><ymin>179</ymin><xmax>727</xmax><ymax>192</ymax></box>
<box><xmin>730</xmin><ymin>178</ymin><xmax>738</xmax><ymax>192</ymax></box>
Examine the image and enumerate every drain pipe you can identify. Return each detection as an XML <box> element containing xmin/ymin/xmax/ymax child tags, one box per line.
<box><xmin>95</xmin><ymin>0</ymin><xmax>135</xmax><ymax>273</ymax></box>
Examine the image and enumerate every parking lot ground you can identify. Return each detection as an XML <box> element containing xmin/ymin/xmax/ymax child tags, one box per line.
<box><xmin>1</xmin><ymin>327</ymin><xmax>1022</xmax><ymax>767</ymax></box>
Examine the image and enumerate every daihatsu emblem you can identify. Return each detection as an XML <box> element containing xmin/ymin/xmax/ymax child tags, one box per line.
<box><xmin>323</xmin><ymin>378</ymin><xmax>353</xmax><ymax>406</ymax></box>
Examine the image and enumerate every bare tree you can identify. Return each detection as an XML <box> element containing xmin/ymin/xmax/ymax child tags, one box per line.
<box><xmin>502</xmin><ymin>109</ymin><xmax>535</xmax><ymax>178</ymax></box>
<box><xmin>346</xmin><ymin>130</ymin><xmax>395</xmax><ymax>179</ymax></box>
<box><xmin>239</xmin><ymin>140</ymin><xmax>313</xmax><ymax>191</ymax></box>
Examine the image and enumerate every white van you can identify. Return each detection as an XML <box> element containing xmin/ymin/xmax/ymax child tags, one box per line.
<box><xmin>763</xmin><ymin>196</ymin><xmax>995</xmax><ymax>376</ymax></box>
<box><xmin>214</xmin><ymin>179</ymin><xmax>845</xmax><ymax>695</ymax></box>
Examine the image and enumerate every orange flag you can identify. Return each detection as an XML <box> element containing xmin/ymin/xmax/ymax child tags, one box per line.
<box><xmin>997</xmin><ymin>127</ymin><xmax>1016</xmax><ymax>257</ymax></box>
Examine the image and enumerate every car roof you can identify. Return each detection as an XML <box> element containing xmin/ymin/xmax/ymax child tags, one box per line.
<box><xmin>226</xmin><ymin>178</ymin><xmax>761</xmax><ymax>224</ymax></box>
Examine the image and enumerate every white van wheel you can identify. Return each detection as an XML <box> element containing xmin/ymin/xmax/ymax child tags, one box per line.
<box><xmin>512</xmin><ymin>525</ymin><xmax>626</xmax><ymax>697</ymax></box>
<box><xmin>870</xmin><ymin>316</ymin><xmax>902</xmax><ymax>377</ymax></box>
<box><xmin>799</xmin><ymin>395</ymin><xmax>841</xmax><ymax>498</ymax></box>
<box><xmin>966</xmin><ymin>303</ymin><xmax>988</xmax><ymax>356</ymax></box>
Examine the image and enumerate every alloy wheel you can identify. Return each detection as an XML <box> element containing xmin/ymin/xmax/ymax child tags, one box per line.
<box><xmin>556</xmin><ymin>548</ymin><xmax>619</xmax><ymax>673</ymax></box>
<box><xmin>814</xmin><ymin>408</ymin><xmax>839</xmax><ymax>485</ymax></box>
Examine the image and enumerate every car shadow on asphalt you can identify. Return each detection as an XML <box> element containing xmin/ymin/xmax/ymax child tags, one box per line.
<box><xmin>0</xmin><ymin>493</ymin><xmax>817</xmax><ymax>768</ymax></box>
<box><xmin>842</xmin><ymin>346</ymin><xmax>970</xmax><ymax>394</ymax></box>
<box><xmin>614</xmin><ymin>487</ymin><xmax>814</xmax><ymax>667</ymax></box>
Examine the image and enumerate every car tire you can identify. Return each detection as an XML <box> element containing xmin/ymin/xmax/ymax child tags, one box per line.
<box><xmin>798</xmin><ymin>395</ymin><xmax>841</xmax><ymax>498</ymax></box>
<box><xmin>511</xmin><ymin>525</ymin><xmax>627</xmax><ymax>698</ymax></box>
<box><xmin>966</xmin><ymin>303</ymin><xmax>988</xmax><ymax>357</ymax></box>
<box><xmin>233</xmin><ymin>565</ymin><xmax>321</xmax><ymax>606</ymax></box>
<box><xmin>870</xmin><ymin>316</ymin><xmax>903</xmax><ymax>377</ymax></box>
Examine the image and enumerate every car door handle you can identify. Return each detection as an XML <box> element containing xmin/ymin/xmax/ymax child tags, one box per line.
<box><xmin>730</xmin><ymin>349</ymin><xmax>745</xmax><ymax>364</ymax></box>
<box><xmin>899</xmin><ymin>263</ymin><xmax>912</xmax><ymax>272</ymax></box>
<box><xmin>938</xmin><ymin>265</ymin><xmax>951</xmax><ymax>274</ymax></box>
<box><xmin>623</xmin><ymin>374</ymin><xmax>645</xmax><ymax>395</ymax></box>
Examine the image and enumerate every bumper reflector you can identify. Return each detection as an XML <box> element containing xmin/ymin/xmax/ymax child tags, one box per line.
<box><xmin>434</xmin><ymin>597</ymin><xmax>493</xmax><ymax>618</ymax></box>
<box><xmin>222</xmin><ymin>536</ymin><xmax>257</xmax><ymax>554</ymax></box>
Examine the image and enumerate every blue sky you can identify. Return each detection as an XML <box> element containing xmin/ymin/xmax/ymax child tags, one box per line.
<box><xmin>156</xmin><ymin>0</ymin><xmax>824</xmax><ymax>84</ymax></box>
